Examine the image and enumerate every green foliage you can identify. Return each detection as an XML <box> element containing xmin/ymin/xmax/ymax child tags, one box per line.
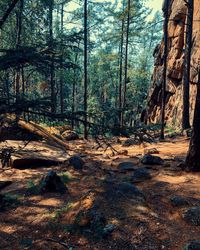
<box><xmin>0</xmin><ymin>0</ymin><xmax>162</xmax><ymax>134</ymax></box>
<box><xmin>59</xmin><ymin>172</ymin><xmax>78</xmax><ymax>184</ymax></box>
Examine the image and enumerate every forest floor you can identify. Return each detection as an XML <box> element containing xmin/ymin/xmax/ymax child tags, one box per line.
<box><xmin>0</xmin><ymin>136</ymin><xmax>200</xmax><ymax>250</ymax></box>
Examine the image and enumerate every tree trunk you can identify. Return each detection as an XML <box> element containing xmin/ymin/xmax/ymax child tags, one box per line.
<box><xmin>5</xmin><ymin>72</ymin><xmax>10</xmax><ymax>106</ymax></box>
<box><xmin>185</xmin><ymin>70</ymin><xmax>200</xmax><ymax>171</ymax></box>
<box><xmin>182</xmin><ymin>0</ymin><xmax>194</xmax><ymax>130</ymax></box>
<box><xmin>60</xmin><ymin>3</ymin><xmax>64</xmax><ymax>114</ymax></box>
<box><xmin>160</xmin><ymin>0</ymin><xmax>170</xmax><ymax>139</ymax></box>
<box><xmin>49</xmin><ymin>0</ymin><xmax>56</xmax><ymax>114</ymax></box>
<box><xmin>84</xmin><ymin>0</ymin><xmax>88</xmax><ymax>139</ymax></box>
<box><xmin>15</xmin><ymin>0</ymin><xmax>23</xmax><ymax>106</ymax></box>
<box><xmin>122</xmin><ymin>0</ymin><xmax>131</xmax><ymax>127</ymax></box>
<box><xmin>118</xmin><ymin>17</ymin><xmax>124</xmax><ymax>127</ymax></box>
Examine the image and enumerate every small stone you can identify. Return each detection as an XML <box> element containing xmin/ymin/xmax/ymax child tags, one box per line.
<box><xmin>183</xmin><ymin>241</ymin><xmax>200</xmax><ymax>250</ymax></box>
<box><xmin>117</xmin><ymin>150</ymin><xmax>128</xmax><ymax>156</ymax></box>
<box><xmin>118</xmin><ymin>162</ymin><xmax>136</xmax><ymax>171</ymax></box>
<box><xmin>141</xmin><ymin>154</ymin><xmax>164</xmax><ymax>165</ymax></box>
<box><xmin>102</xmin><ymin>154</ymin><xmax>110</xmax><ymax>159</ymax></box>
<box><xmin>131</xmin><ymin>168</ymin><xmax>152</xmax><ymax>183</ymax></box>
<box><xmin>144</xmin><ymin>148</ymin><xmax>159</xmax><ymax>155</ymax></box>
<box><xmin>182</xmin><ymin>129</ymin><xmax>192</xmax><ymax>138</ymax></box>
<box><xmin>102</xmin><ymin>224</ymin><xmax>116</xmax><ymax>237</ymax></box>
<box><xmin>171</xmin><ymin>196</ymin><xmax>189</xmax><ymax>207</ymax></box>
<box><xmin>68</xmin><ymin>155</ymin><xmax>85</xmax><ymax>170</ymax></box>
<box><xmin>183</xmin><ymin>207</ymin><xmax>200</xmax><ymax>226</ymax></box>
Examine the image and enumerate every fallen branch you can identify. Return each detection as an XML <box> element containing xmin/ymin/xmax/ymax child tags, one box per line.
<box><xmin>0</xmin><ymin>0</ymin><xmax>20</xmax><ymax>29</ymax></box>
<box><xmin>45</xmin><ymin>238</ymin><xmax>69</xmax><ymax>248</ymax></box>
<box><xmin>5</xmin><ymin>115</ymin><xmax>69</xmax><ymax>151</ymax></box>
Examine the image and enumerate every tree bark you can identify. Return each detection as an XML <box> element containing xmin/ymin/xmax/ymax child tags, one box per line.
<box><xmin>60</xmin><ymin>3</ymin><xmax>64</xmax><ymax>114</ymax></box>
<box><xmin>72</xmin><ymin>45</ymin><xmax>79</xmax><ymax>129</ymax></box>
<box><xmin>48</xmin><ymin>0</ymin><xmax>56</xmax><ymax>114</ymax></box>
<box><xmin>15</xmin><ymin>0</ymin><xmax>23</xmax><ymax>106</ymax></box>
<box><xmin>185</xmin><ymin>70</ymin><xmax>200</xmax><ymax>171</ymax></box>
<box><xmin>160</xmin><ymin>0</ymin><xmax>170</xmax><ymax>139</ymax></box>
<box><xmin>122</xmin><ymin>0</ymin><xmax>130</xmax><ymax>127</ymax></box>
<box><xmin>119</xmin><ymin>17</ymin><xmax>124</xmax><ymax>127</ymax></box>
<box><xmin>84</xmin><ymin>0</ymin><xmax>88</xmax><ymax>139</ymax></box>
<box><xmin>182</xmin><ymin>0</ymin><xmax>194</xmax><ymax>130</ymax></box>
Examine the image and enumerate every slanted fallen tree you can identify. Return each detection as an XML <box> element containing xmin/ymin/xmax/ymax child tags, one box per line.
<box><xmin>2</xmin><ymin>115</ymin><xmax>69</xmax><ymax>151</ymax></box>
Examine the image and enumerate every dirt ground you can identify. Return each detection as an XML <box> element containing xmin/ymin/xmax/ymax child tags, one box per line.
<box><xmin>0</xmin><ymin>137</ymin><xmax>200</xmax><ymax>250</ymax></box>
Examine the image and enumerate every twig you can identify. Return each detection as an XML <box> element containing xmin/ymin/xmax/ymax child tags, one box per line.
<box><xmin>45</xmin><ymin>238</ymin><xmax>69</xmax><ymax>248</ymax></box>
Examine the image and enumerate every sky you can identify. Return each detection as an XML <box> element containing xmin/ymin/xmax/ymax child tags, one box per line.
<box><xmin>145</xmin><ymin>0</ymin><xmax>163</xmax><ymax>16</ymax></box>
<box><xmin>66</xmin><ymin>0</ymin><xmax>163</xmax><ymax>15</ymax></box>
<box><xmin>65</xmin><ymin>0</ymin><xmax>163</xmax><ymax>29</ymax></box>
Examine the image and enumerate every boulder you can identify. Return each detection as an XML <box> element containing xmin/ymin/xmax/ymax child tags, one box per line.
<box><xmin>183</xmin><ymin>207</ymin><xmax>200</xmax><ymax>226</ymax></box>
<box><xmin>68</xmin><ymin>155</ymin><xmax>85</xmax><ymax>170</ymax></box>
<box><xmin>131</xmin><ymin>168</ymin><xmax>152</xmax><ymax>183</ymax></box>
<box><xmin>122</xmin><ymin>138</ymin><xmax>136</xmax><ymax>147</ymax></box>
<box><xmin>117</xmin><ymin>182</ymin><xmax>144</xmax><ymax>199</ymax></box>
<box><xmin>141</xmin><ymin>154</ymin><xmax>164</xmax><ymax>165</ymax></box>
<box><xmin>39</xmin><ymin>171</ymin><xmax>67</xmax><ymax>194</ymax></box>
<box><xmin>183</xmin><ymin>241</ymin><xmax>200</xmax><ymax>250</ymax></box>
<box><xmin>170</xmin><ymin>196</ymin><xmax>189</xmax><ymax>207</ymax></box>
<box><xmin>118</xmin><ymin>162</ymin><xmax>136</xmax><ymax>171</ymax></box>
<box><xmin>62</xmin><ymin>130</ymin><xmax>79</xmax><ymax>141</ymax></box>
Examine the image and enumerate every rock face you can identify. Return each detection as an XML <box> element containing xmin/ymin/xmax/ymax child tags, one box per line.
<box><xmin>146</xmin><ymin>0</ymin><xmax>200</xmax><ymax>128</ymax></box>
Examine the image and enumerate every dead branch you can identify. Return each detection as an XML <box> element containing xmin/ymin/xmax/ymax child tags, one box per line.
<box><xmin>0</xmin><ymin>0</ymin><xmax>20</xmax><ymax>29</ymax></box>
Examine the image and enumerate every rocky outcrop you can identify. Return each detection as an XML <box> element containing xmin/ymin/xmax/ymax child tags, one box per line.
<box><xmin>147</xmin><ymin>0</ymin><xmax>200</xmax><ymax>128</ymax></box>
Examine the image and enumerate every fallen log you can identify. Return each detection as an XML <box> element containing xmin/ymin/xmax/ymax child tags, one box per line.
<box><xmin>0</xmin><ymin>181</ymin><xmax>12</xmax><ymax>190</ymax></box>
<box><xmin>5</xmin><ymin>115</ymin><xmax>69</xmax><ymax>151</ymax></box>
<box><xmin>11</xmin><ymin>152</ymin><xmax>65</xmax><ymax>169</ymax></box>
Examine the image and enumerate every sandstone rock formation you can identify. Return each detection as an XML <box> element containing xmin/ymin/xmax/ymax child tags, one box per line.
<box><xmin>147</xmin><ymin>0</ymin><xmax>200</xmax><ymax>128</ymax></box>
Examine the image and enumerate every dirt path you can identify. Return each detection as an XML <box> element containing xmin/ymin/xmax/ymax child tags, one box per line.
<box><xmin>0</xmin><ymin>137</ymin><xmax>200</xmax><ymax>250</ymax></box>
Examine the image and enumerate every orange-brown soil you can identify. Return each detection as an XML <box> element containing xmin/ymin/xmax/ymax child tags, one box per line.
<box><xmin>0</xmin><ymin>137</ymin><xmax>200</xmax><ymax>250</ymax></box>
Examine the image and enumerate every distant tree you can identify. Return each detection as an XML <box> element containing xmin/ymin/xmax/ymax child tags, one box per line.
<box><xmin>118</xmin><ymin>5</ymin><xmax>125</xmax><ymax>127</ymax></box>
<box><xmin>60</xmin><ymin>2</ymin><xmax>64</xmax><ymax>114</ymax></box>
<box><xmin>48</xmin><ymin>0</ymin><xmax>56</xmax><ymax>113</ymax></box>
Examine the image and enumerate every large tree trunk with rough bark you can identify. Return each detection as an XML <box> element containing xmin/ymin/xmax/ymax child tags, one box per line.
<box><xmin>160</xmin><ymin>0</ymin><xmax>170</xmax><ymax>139</ymax></box>
<box><xmin>185</xmin><ymin>70</ymin><xmax>200</xmax><ymax>171</ymax></box>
